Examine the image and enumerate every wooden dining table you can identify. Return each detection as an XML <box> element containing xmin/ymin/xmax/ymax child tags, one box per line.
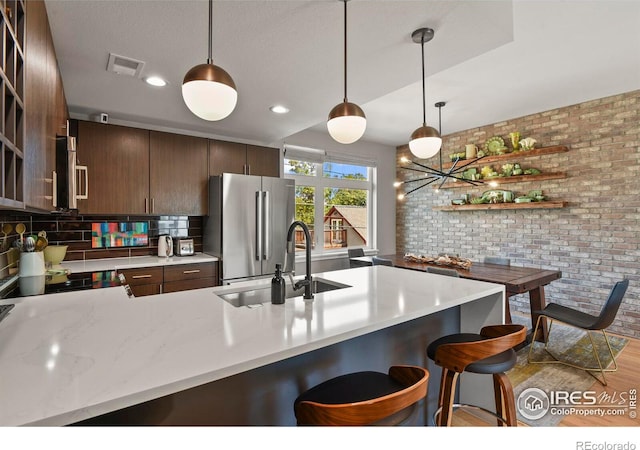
<box><xmin>373</xmin><ymin>254</ymin><xmax>562</xmax><ymax>342</ymax></box>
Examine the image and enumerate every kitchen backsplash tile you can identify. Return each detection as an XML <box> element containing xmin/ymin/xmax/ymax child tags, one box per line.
<box><xmin>0</xmin><ymin>213</ymin><xmax>203</xmax><ymax>261</ymax></box>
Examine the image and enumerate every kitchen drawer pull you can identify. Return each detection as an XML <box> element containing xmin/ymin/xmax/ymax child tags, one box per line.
<box><xmin>182</xmin><ymin>269</ymin><xmax>201</xmax><ymax>274</ymax></box>
<box><xmin>132</xmin><ymin>274</ymin><xmax>153</xmax><ymax>279</ymax></box>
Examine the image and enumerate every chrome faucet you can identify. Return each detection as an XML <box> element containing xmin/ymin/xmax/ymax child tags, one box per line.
<box><xmin>286</xmin><ymin>221</ymin><xmax>313</xmax><ymax>300</ymax></box>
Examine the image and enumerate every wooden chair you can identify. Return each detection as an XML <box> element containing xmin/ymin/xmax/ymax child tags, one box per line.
<box><xmin>528</xmin><ymin>279</ymin><xmax>629</xmax><ymax>386</ymax></box>
<box><xmin>483</xmin><ymin>256</ymin><xmax>512</xmax><ymax>323</ymax></box>
<box><xmin>372</xmin><ymin>256</ymin><xmax>393</xmax><ymax>266</ymax></box>
<box><xmin>427</xmin><ymin>324</ymin><xmax>526</xmax><ymax>426</ymax></box>
<box><xmin>427</xmin><ymin>267</ymin><xmax>459</xmax><ymax>277</ymax></box>
<box><xmin>294</xmin><ymin>365</ymin><xmax>429</xmax><ymax>426</ymax></box>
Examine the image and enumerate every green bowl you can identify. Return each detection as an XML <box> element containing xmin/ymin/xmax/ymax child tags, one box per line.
<box><xmin>43</xmin><ymin>245</ymin><xmax>68</xmax><ymax>264</ymax></box>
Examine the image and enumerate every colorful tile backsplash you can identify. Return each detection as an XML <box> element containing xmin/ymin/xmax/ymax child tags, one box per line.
<box><xmin>91</xmin><ymin>222</ymin><xmax>149</xmax><ymax>248</ymax></box>
<box><xmin>0</xmin><ymin>213</ymin><xmax>203</xmax><ymax>261</ymax></box>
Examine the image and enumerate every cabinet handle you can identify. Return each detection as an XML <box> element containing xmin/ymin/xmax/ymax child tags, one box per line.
<box><xmin>151</xmin><ymin>198</ymin><xmax>155</xmax><ymax>214</ymax></box>
<box><xmin>76</xmin><ymin>165</ymin><xmax>89</xmax><ymax>200</ymax></box>
<box><xmin>145</xmin><ymin>198</ymin><xmax>148</xmax><ymax>213</ymax></box>
<box><xmin>51</xmin><ymin>171</ymin><xmax>57</xmax><ymax>206</ymax></box>
<box><xmin>132</xmin><ymin>274</ymin><xmax>153</xmax><ymax>279</ymax></box>
<box><xmin>183</xmin><ymin>269</ymin><xmax>201</xmax><ymax>274</ymax></box>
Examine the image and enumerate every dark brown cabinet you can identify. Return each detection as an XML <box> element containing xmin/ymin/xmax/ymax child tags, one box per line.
<box><xmin>149</xmin><ymin>131</ymin><xmax>208</xmax><ymax>216</ymax></box>
<box><xmin>24</xmin><ymin>0</ymin><xmax>68</xmax><ymax>211</ymax></box>
<box><xmin>118</xmin><ymin>261</ymin><xmax>218</xmax><ymax>297</ymax></box>
<box><xmin>163</xmin><ymin>262</ymin><xmax>217</xmax><ymax>293</ymax></box>
<box><xmin>76</xmin><ymin>121</ymin><xmax>150</xmax><ymax>215</ymax></box>
<box><xmin>118</xmin><ymin>266</ymin><xmax>163</xmax><ymax>297</ymax></box>
<box><xmin>210</xmin><ymin>140</ymin><xmax>280</xmax><ymax>177</ymax></box>
<box><xmin>76</xmin><ymin>123</ymin><xmax>210</xmax><ymax>215</ymax></box>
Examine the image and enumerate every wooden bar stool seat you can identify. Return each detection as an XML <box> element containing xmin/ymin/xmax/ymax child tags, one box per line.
<box><xmin>294</xmin><ymin>365</ymin><xmax>429</xmax><ymax>426</ymax></box>
<box><xmin>427</xmin><ymin>324</ymin><xmax>526</xmax><ymax>426</ymax></box>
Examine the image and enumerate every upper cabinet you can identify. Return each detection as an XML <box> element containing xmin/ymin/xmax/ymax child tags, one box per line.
<box><xmin>210</xmin><ymin>140</ymin><xmax>280</xmax><ymax>177</ymax></box>
<box><xmin>23</xmin><ymin>0</ymin><xmax>68</xmax><ymax>211</ymax></box>
<box><xmin>76</xmin><ymin>121</ymin><xmax>150</xmax><ymax>215</ymax></box>
<box><xmin>149</xmin><ymin>131</ymin><xmax>208</xmax><ymax>216</ymax></box>
<box><xmin>76</xmin><ymin>122</ymin><xmax>209</xmax><ymax>215</ymax></box>
<box><xmin>0</xmin><ymin>0</ymin><xmax>26</xmax><ymax>208</ymax></box>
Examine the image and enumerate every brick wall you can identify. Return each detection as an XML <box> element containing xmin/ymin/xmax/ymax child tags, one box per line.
<box><xmin>396</xmin><ymin>90</ymin><xmax>640</xmax><ymax>338</ymax></box>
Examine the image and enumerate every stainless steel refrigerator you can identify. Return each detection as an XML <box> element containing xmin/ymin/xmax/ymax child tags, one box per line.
<box><xmin>204</xmin><ymin>173</ymin><xmax>295</xmax><ymax>284</ymax></box>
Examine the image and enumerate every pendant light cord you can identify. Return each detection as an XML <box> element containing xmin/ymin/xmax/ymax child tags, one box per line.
<box><xmin>421</xmin><ymin>37</ymin><xmax>426</xmax><ymax>126</ymax></box>
<box><xmin>343</xmin><ymin>0</ymin><xmax>348</xmax><ymax>103</ymax></box>
<box><xmin>207</xmin><ymin>0</ymin><xmax>213</xmax><ymax>64</ymax></box>
<box><xmin>438</xmin><ymin>102</ymin><xmax>442</xmax><ymax>170</ymax></box>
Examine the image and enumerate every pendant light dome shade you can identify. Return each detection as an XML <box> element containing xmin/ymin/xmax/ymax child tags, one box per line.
<box><xmin>182</xmin><ymin>63</ymin><xmax>237</xmax><ymax>121</ymax></box>
<box><xmin>409</xmin><ymin>125</ymin><xmax>442</xmax><ymax>159</ymax></box>
<box><xmin>327</xmin><ymin>0</ymin><xmax>366</xmax><ymax>144</ymax></box>
<box><xmin>408</xmin><ymin>27</ymin><xmax>441</xmax><ymax>159</ymax></box>
<box><xmin>327</xmin><ymin>101</ymin><xmax>366</xmax><ymax>144</ymax></box>
<box><xmin>182</xmin><ymin>0</ymin><xmax>237</xmax><ymax>121</ymax></box>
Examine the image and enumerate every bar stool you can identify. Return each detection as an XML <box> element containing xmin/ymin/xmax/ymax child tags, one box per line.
<box><xmin>427</xmin><ymin>324</ymin><xmax>526</xmax><ymax>426</ymax></box>
<box><xmin>294</xmin><ymin>365</ymin><xmax>429</xmax><ymax>426</ymax></box>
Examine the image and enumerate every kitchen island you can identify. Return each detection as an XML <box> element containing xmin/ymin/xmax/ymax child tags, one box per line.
<box><xmin>0</xmin><ymin>266</ymin><xmax>504</xmax><ymax>426</ymax></box>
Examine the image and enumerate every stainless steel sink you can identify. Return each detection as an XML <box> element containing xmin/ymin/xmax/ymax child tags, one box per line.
<box><xmin>218</xmin><ymin>277</ymin><xmax>351</xmax><ymax>307</ymax></box>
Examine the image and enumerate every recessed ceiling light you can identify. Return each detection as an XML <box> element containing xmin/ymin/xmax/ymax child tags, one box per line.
<box><xmin>270</xmin><ymin>105</ymin><xmax>289</xmax><ymax>114</ymax></box>
<box><xmin>145</xmin><ymin>76</ymin><xmax>167</xmax><ymax>87</ymax></box>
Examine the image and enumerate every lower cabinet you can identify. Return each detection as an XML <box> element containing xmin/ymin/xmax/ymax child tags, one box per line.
<box><xmin>118</xmin><ymin>262</ymin><xmax>218</xmax><ymax>297</ymax></box>
<box><xmin>119</xmin><ymin>266</ymin><xmax>163</xmax><ymax>297</ymax></box>
<box><xmin>163</xmin><ymin>263</ymin><xmax>216</xmax><ymax>293</ymax></box>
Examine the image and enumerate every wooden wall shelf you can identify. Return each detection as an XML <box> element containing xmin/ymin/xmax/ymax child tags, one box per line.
<box><xmin>438</xmin><ymin>172</ymin><xmax>567</xmax><ymax>189</ymax></box>
<box><xmin>440</xmin><ymin>145</ymin><xmax>569</xmax><ymax>170</ymax></box>
<box><xmin>433</xmin><ymin>201</ymin><xmax>568</xmax><ymax>212</ymax></box>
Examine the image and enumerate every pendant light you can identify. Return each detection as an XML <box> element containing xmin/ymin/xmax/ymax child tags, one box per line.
<box><xmin>408</xmin><ymin>28</ymin><xmax>441</xmax><ymax>159</ymax></box>
<box><xmin>327</xmin><ymin>0</ymin><xmax>366</xmax><ymax>144</ymax></box>
<box><xmin>396</xmin><ymin>101</ymin><xmax>485</xmax><ymax>200</ymax></box>
<box><xmin>182</xmin><ymin>0</ymin><xmax>237</xmax><ymax>121</ymax></box>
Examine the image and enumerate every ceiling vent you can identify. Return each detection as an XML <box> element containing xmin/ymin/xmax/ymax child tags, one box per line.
<box><xmin>106</xmin><ymin>53</ymin><xmax>145</xmax><ymax>77</ymax></box>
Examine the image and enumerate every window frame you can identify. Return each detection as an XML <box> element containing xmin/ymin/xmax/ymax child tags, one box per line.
<box><xmin>284</xmin><ymin>157</ymin><xmax>375</xmax><ymax>255</ymax></box>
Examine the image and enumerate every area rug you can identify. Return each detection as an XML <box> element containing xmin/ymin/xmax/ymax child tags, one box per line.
<box><xmin>506</xmin><ymin>317</ymin><xmax>628</xmax><ymax>427</ymax></box>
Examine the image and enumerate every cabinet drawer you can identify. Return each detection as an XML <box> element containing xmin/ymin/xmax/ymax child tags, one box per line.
<box><xmin>130</xmin><ymin>284</ymin><xmax>162</xmax><ymax>297</ymax></box>
<box><xmin>163</xmin><ymin>278</ymin><xmax>215</xmax><ymax>294</ymax></box>
<box><xmin>164</xmin><ymin>263</ymin><xmax>215</xmax><ymax>282</ymax></box>
<box><xmin>118</xmin><ymin>267</ymin><xmax>164</xmax><ymax>286</ymax></box>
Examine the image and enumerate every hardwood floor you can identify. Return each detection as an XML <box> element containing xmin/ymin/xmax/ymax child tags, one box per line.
<box><xmin>558</xmin><ymin>332</ymin><xmax>640</xmax><ymax>427</ymax></box>
<box><xmin>447</xmin><ymin>332</ymin><xmax>640</xmax><ymax>427</ymax></box>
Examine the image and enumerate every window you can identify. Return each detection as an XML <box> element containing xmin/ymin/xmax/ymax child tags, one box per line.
<box><xmin>284</xmin><ymin>154</ymin><xmax>375</xmax><ymax>254</ymax></box>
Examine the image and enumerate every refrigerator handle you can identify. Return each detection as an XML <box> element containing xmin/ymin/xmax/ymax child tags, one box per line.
<box><xmin>263</xmin><ymin>190</ymin><xmax>270</xmax><ymax>260</ymax></box>
<box><xmin>255</xmin><ymin>191</ymin><xmax>263</xmax><ymax>261</ymax></box>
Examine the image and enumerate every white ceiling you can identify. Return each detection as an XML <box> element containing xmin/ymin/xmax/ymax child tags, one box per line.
<box><xmin>44</xmin><ymin>0</ymin><xmax>640</xmax><ymax>148</ymax></box>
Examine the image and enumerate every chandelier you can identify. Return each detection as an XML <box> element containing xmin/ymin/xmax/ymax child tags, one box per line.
<box><xmin>396</xmin><ymin>101</ymin><xmax>485</xmax><ymax>200</ymax></box>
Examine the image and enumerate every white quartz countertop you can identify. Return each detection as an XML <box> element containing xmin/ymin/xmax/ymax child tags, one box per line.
<box><xmin>0</xmin><ymin>266</ymin><xmax>503</xmax><ymax>426</ymax></box>
<box><xmin>59</xmin><ymin>253</ymin><xmax>218</xmax><ymax>273</ymax></box>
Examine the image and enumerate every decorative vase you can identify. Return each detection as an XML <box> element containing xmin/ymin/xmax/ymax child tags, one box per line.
<box><xmin>510</xmin><ymin>132</ymin><xmax>521</xmax><ymax>151</ymax></box>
